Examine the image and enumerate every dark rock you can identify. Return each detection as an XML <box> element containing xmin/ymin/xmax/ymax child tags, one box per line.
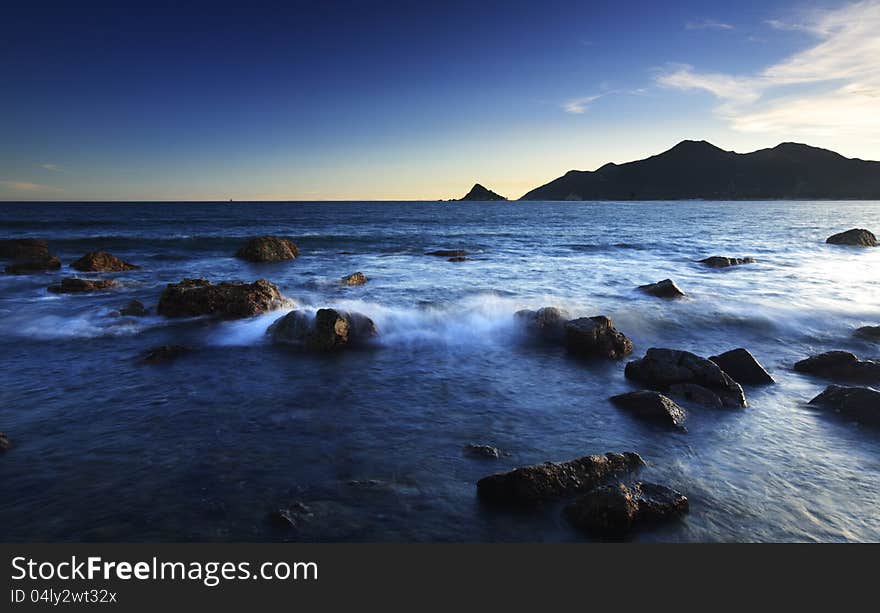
<box><xmin>809</xmin><ymin>385</ymin><xmax>880</xmax><ymax>426</ymax></box>
<box><xmin>0</xmin><ymin>432</ymin><xmax>10</xmax><ymax>452</ymax></box>
<box><xmin>235</xmin><ymin>236</ymin><xmax>299</xmax><ymax>262</ymax></box>
<box><xmin>855</xmin><ymin>326</ymin><xmax>880</xmax><ymax>341</ymax></box>
<box><xmin>267</xmin><ymin>308</ymin><xmax>377</xmax><ymax>350</ymax></box>
<box><xmin>267</xmin><ymin>310</ymin><xmax>312</xmax><ymax>343</ymax></box>
<box><xmin>476</xmin><ymin>451</ymin><xmax>645</xmax><ymax>505</ymax></box>
<box><xmin>143</xmin><ymin>345</ymin><xmax>191</xmax><ymax>364</ymax></box>
<box><xmin>564</xmin><ymin>481</ymin><xmax>688</xmax><ymax>536</ymax></box>
<box><xmin>464</xmin><ymin>444</ymin><xmax>502</xmax><ymax>459</ymax></box>
<box><xmin>0</xmin><ymin>239</ymin><xmax>49</xmax><ymax>260</ymax></box>
<box><xmin>515</xmin><ymin>306</ymin><xmax>570</xmax><ymax>341</ymax></box>
<box><xmin>119</xmin><ymin>300</ymin><xmax>148</xmax><ymax>317</ymax></box>
<box><xmin>425</xmin><ymin>249</ymin><xmax>469</xmax><ymax>257</ymax></box>
<box><xmin>564</xmin><ymin>316</ymin><xmax>633</xmax><ymax>359</ymax></box>
<box><xmin>341</xmin><ymin>272</ymin><xmax>367</xmax><ymax>286</ymax></box>
<box><xmin>157</xmin><ymin>278</ymin><xmax>286</xmax><ymax>318</ymax></box>
<box><xmin>638</xmin><ymin>279</ymin><xmax>686</xmax><ymax>299</ymax></box>
<box><xmin>826</xmin><ymin>228</ymin><xmax>877</xmax><ymax>247</ymax></box>
<box><xmin>668</xmin><ymin>383</ymin><xmax>724</xmax><ymax>409</ymax></box>
<box><xmin>71</xmin><ymin>251</ymin><xmax>138</xmax><ymax>272</ymax></box>
<box><xmin>459</xmin><ymin>183</ymin><xmax>507</xmax><ymax>201</ymax></box>
<box><xmin>48</xmin><ymin>278</ymin><xmax>117</xmax><ymax>293</ymax></box>
<box><xmin>699</xmin><ymin>256</ymin><xmax>756</xmax><ymax>268</ymax></box>
<box><xmin>5</xmin><ymin>255</ymin><xmax>62</xmax><ymax>274</ymax></box>
<box><xmin>268</xmin><ymin>502</ymin><xmax>315</xmax><ymax>529</ymax></box>
<box><xmin>794</xmin><ymin>351</ymin><xmax>880</xmax><ymax>383</ymax></box>
<box><xmin>710</xmin><ymin>348</ymin><xmax>774</xmax><ymax>385</ymax></box>
<box><xmin>609</xmin><ymin>391</ymin><xmax>687</xmax><ymax>431</ymax></box>
<box><xmin>625</xmin><ymin>348</ymin><xmax>747</xmax><ymax>408</ymax></box>
<box><xmin>447</xmin><ymin>256</ymin><xmax>469</xmax><ymax>262</ymax></box>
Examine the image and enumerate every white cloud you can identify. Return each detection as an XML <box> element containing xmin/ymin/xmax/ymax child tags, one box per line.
<box><xmin>686</xmin><ymin>19</ymin><xmax>734</xmax><ymax>30</ymax></box>
<box><xmin>658</xmin><ymin>0</ymin><xmax>880</xmax><ymax>138</ymax></box>
<box><xmin>562</xmin><ymin>94</ymin><xmax>602</xmax><ymax>114</ymax></box>
<box><xmin>0</xmin><ymin>180</ymin><xmax>63</xmax><ymax>194</ymax></box>
<box><xmin>40</xmin><ymin>163</ymin><xmax>62</xmax><ymax>172</ymax></box>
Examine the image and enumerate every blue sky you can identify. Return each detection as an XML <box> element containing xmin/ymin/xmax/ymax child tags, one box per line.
<box><xmin>1</xmin><ymin>0</ymin><xmax>878</xmax><ymax>200</ymax></box>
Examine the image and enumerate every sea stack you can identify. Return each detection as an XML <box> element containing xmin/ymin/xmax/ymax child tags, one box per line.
<box><xmin>458</xmin><ymin>184</ymin><xmax>507</xmax><ymax>201</ymax></box>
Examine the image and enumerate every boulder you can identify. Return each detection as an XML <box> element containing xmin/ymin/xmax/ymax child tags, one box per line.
<box><xmin>476</xmin><ymin>451</ymin><xmax>645</xmax><ymax>505</ymax></box>
<box><xmin>235</xmin><ymin>236</ymin><xmax>299</xmax><ymax>262</ymax></box>
<box><xmin>625</xmin><ymin>348</ymin><xmax>747</xmax><ymax>408</ymax></box>
<box><xmin>564</xmin><ymin>481</ymin><xmax>688</xmax><ymax>536</ymax></box>
<box><xmin>425</xmin><ymin>249</ymin><xmax>468</xmax><ymax>257</ymax></box>
<box><xmin>71</xmin><ymin>251</ymin><xmax>138</xmax><ymax>271</ymax></box>
<box><xmin>699</xmin><ymin>256</ymin><xmax>756</xmax><ymax>268</ymax></box>
<box><xmin>5</xmin><ymin>255</ymin><xmax>62</xmax><ymax>274</ymax></box>
<box><xmin>515</xmin><ymin>306</ymin><xmax>570</xmax><ymax>341</ymax></box>
<box><xmin>119</xmin><ymin>300</ymin><xmax>148</xmax><ymax>317</ymax></box>
<box><xmin>564</xmin><ymin>316</ymin><xmax>633</xmax><ymax>359</ymax></box>
<box><xmin>0</xmin><ymin>432</ymin><xmax>10</xmax><ymax>452</ymax></box>
<box><xmin>448</xmin><ymin>256</ymin><xmax>469</xmax><ymax>262</ymax></box>
<box><xmin>809</xmin><ymin>385</ymin><xmax>880</xmax><ymax>426</ymax></box>
<box><xmin>48</xmin><ymin>278</ymin><xmax>117</xmax><ymax>293</ymax></box>
<box><xmin>267</xmin><ymin>310</ymin><xmax>312</xmax><ymax>343</ymax></box>
<box><xmin>143</xmin><ymin>345</ymin><xmax>191</xmax><ymax>364</ymax></box>
<box><xmin>609</xmin><ymin>391</ymin><xmax>687</xmax><ymax>431</ymax></box>
<box><xmin>464</xmin><ymin>444</ymin><xmax>502</xmax><ymax>460</ymax></box>
<box><xmin>638</xmin><ymin>279</ymin><xmax>686</xmax><ymax>299</ymax></box>
<box><xmin>709</xmin><ymin>348</ymin><xmax>774</xmax><ymax>385</ymax></box>
<box><xmin>855</xmin><ymin>326</ymin><xmax>880</xmax><ymax>341</ymax></box>
<box><xmin>794</xmin><ymin>351</ymin><xmax>880</xmax><ymax>383</ymax></box>
<box><xmin>0</xmin><ymin>239</ymin><xmax>49</xmax><ymax>260</ymax></box>
<box><xmin>157</xmin><ymin>278</ymin><xmax>286</xmax><ymax>318</ymax></box>
<box><xmin>267</xmin><ymin>308</ymin><xmax>377</xmax><ymax>350</ymax></box>
<box><xmin>826</xmin><ymin>228</ymin><xmax>877</xmax><ymax>247</ymax></box>
<box><xmin>341</xmin><ymin>272</ymin><xmax>367</xmax><ymax>286</ymax></box>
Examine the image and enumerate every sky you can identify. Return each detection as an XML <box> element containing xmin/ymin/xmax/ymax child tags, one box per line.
<box><xmin>2</xmin><ymin>0</ymin><xmax>879</xmax><ymax>201</ymax></box>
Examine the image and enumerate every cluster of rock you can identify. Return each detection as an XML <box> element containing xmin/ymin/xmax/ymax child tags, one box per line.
<box><xmin>267</xmin><ymin>308</ymin><xmax>377</xmax><ymax>351</ymax></box>
<box><xmin>564</xmin><ymin>481</ymin><xmax>689</xmax><ymax>536</ymax></box>
<box><xmin>515</xmin><ymin>307</ymin><xmax>633</xmax><ymax>359</ymax></box>
<box><xmin>1</xmin><ymin>239</ymin><xmax>61</xmax><ymax>274</ymax></box>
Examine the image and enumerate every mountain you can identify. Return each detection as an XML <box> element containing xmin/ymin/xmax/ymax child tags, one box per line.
<box><xmin>519</xmin><ymin>141</ymin><xmax>880</xmax><ymax>200</ymax></box>
<box><xmin>459</xmin><ymin>183</ymin><xmax>507</xmax><ymax>201</ymax></box>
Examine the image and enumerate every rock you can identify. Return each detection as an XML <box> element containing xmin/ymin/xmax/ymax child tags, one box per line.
<box><xmin>794</xmin><ymin>351</ymin><xmax>880</xmax><ymax>383</ymax></box>
<box><xmin>564</xmin><ymin>481</ymin><xmax>688</xmax><ymax>536</ymax></box>
<box><xmin>855</xmin><ymin>326</ymin><xmax>880</xmax><ymax>341</ymax></box>
<box><xmin>0</xmin><ymin>239</ymin><xmax>50</xmax><ymax>260</ymax></box>
<box><xmin>809</xmin><ymin>385</ymin><xmax>880</xmax><ymax>426</ymax></box>
<box><xmin>709</xmin><ymin>348</ymin><xmax>774</xmax><ymax>385</ymax></box>
<box><xmin>515</xmin><ymin>306</ymin><xmax>570</xmax><ymax>341</ymax></box>
<box><xmin>699</xmin><ymin>256</ymin><xmax>756</xmax><ymax>268</ymax></box>
<box><xmin>448</xmin><ymin>256</ymin><xmax>469</xmax><ymax>262</ymax></box>
<box><xmin>71</xmin><ymin>251</ymin><xmax>138</xmax><ymax>271</ymax></box>
<box><xmin>464</xmin><ymin>444</ymin><xmax>502</xmax><ymax>459</ymax></box>
<box><xmin>5</xmin><ymin>255</ymin><xmax>62</xmax><ymax>274</ymax></box>
<box><xmin>341</xmin><ymin>272</ymin><xmax>367</xmax><ymax>286</ymax></box>
<box><xmin>48</xmin><ymin>278</ymin><xmax>117</xmax><ymax>293</ymax></box>
<box><xmin>609</xmin><ymin>391</ymin><xmax>687</xmax><ymax>431</ymax></box>
<box><xmin>0</xmin><ymin>432</ymin><xmax>10</xmax><ymax>452</ymax></box>
<box><xmin>268</xmin><ymin>502</ymin><xmax>315</xmax><ymax>529</ymax></box>
<box><xmin>235</xmin><ymin>236</ymin><xmax>299</xmax><ymax>262</ymax></box>
<box><xmin>564</xmin><ymin>316</ymin><xmax>633</xmax><ymax>359</ymax></box>
<box><xmin>826</xmin><ymin>228</ymin><xmax>877</xmax><ymax>247</ymax></box>
<box><xmin>668</xmin><ymin>383</ymin><xmax>724</xmax><ymax>409</ymax></box>
<box><xmin>267</xmin><ymin>308</ymin><xmax>377</xmax><ymax>350</ymax></box>
<box><xmin>119</xmin><ymin>300</ymin><xmax>148</xmax><ymax>317</ymax></box>
<box><xmin>425</xmin><ymin>249</ymin><xmax>468</xmax><ymax>257</ymax></box>
<box><xmin>638</xmin><ymin>279</ymin><xmax>686</xmax><ymax>299</ymax></box>
<box><xmin>157</xmin><ymin>278</ymin><xmax>286</xmax><ymax>319</ymax></box>
<box><xmin>625</xmin><ymin>348</ymin><xmax>747</xmax><ymax>408</ymax></box>
<box><xmin>459</xmin><ymin>183</ymin><xmax>507</xmax><ymax>201</ymax></box>
<box><xmin>143</xmin><ymin>345</ymin><xmax>191</xmax><ymax>364</ymax></box>
<box><xmin>267</xmin><ymin>310</ymin><xmax>312</xmax><ymax>343</ymax></box>
<box><xmin>476</xmin><ymin>451</ymin><xmax>645</xmax><ymax>505</ymax></box>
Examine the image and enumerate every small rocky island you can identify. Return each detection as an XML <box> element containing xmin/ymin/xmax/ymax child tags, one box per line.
<box><xmin>458</xmin><ymin>183</ymin><xmax>507</xmax><ymax>201</ymax></box>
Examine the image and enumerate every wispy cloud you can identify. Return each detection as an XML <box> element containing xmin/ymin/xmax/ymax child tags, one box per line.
<box><xmin>40</xmin><ymin>163</ymin><xmax>62</xmax><ymax>172</ymax></box>
<box><xmin>686</xmin><ymin>19</ymin><xmax>734</xmax><ymax>31</ymax></box>
<box><xmin>0</xmin><ymin>180</ymin><xmax>64</xmax><ymax>194</ymax></box>
<box><xmin>658</xmin><ymin>1</ymin><xmax>880</xmax><ymax>138</ymax></box>
<box><xmin>562</xmin><ymin>88</ymin><xmax>647</xmax><ymax>114</ymax></box>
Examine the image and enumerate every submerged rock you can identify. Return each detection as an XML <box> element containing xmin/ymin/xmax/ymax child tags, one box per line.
<box><xmin>476</xmin><ymin>451</ymin><xmax>645</xmax><ymax>505</ymax></box>
<box><xmin>119</xmin><ymin>300</ymin><xmax>148</xmax><ymax>317</ymax></box>
<box><xmin>809</xmin><ymin>385</ymin><xmax>880</xmax><ymax>426</ymax></box>
<box><xmin>0</xmin><ymin>239</ymin><xmax>50</xmax><ymax>260</ymax></box>
<box><xmin>699</xmin><ymin>256</ymin><xmax>756</xmax><ymax>268</ymax></box>
<box><xmin>515</xmin><ymin>306</ymin><xmax>570</xmax><ymax>341</ymax></box>
<box><xmin>48</xmin><ymin>278</ymin><xmax>117</xmax><ymax>293</ymax></box>
<box><xmin>826</xmin><ymin>228</ymin><xmax>877</xmax><ymax>247</ymax></box>
<box><xmin>235</xmin><ymin>236</ymin><xmax>299</xmax><ymax>262</ymax></box>
<box><xmin>0</xmin><ymin>432</ymin><xmax>10</xmax><ymax>452</ymax></box>
<box><xmin>609</xmin><ymin>391</ymin><xmax>687</xmax><ymax>431</ymax></box>
<box><xmin>564</xmin><ymin>481</ymin><xmax>688</xmax><ymax>536</ymax></box>
<box><xmin>448</xmin><ymin>256</ymin><xmax>469</xmax><ymax>262</ymax></box>
<box><xmin>625</xmin><ymin>348</ymin><xmax>747</xmax><ymax>408</ymax></box>
<box><xmin>638</xmin><ymin>279</ymin><xmax>686</xmax><ymax>299</ymax></box>
<box><xmin>425</xmin><ymin>249</ymin><xmax>468</xmax><ymax>257</ymax></box>
<box><xmin>794</xmin><ymin>351</ymin><xmax>880</xmax><ymax>383</ymax></box>
<box><xmin>855</xmin><ymin>326</ymin><xmax>880</xmax><ymax>341</ymax></box>
<box><xmin>564</xmin><ymin>316</ymin><xmax>633</xmax><ymax>359</ymax></box>
<box><xmin>71</xmin><ymin>251</ymin><xmax>138</xmax><ymax>272</ymax></box>
<box><xmin>143</xmin><ymin>345</ymin><xmax>191</xmax><ymax>364</ymax></box>
<box><xmin>157</xmin><ymin>278</ymin><xmax>286</xmax><ymax>318</ymax></box>
<box><xmin>5</xmin><ymin>254</ymin><xmax>62</xmax><ymax>274</ymax></box>
<box><xmin>268</xmin><ymin>502</ymin><xmax>315</xmax><ymax>529</ymax></box>
<box><xmin>267</xmin><ymin>308</ymin><xmax>377</xmax><ymax>350</ymax></box>
<box><xmin>341</xmin><ymin>272</ymin><xmax>367</xmax><ymax>286</ymax></box>
<box><xmin>709</xmin><ymin>348</ymin><xmax>774</xmax><ymax>385</ymax></box>
<box><xmin>464</xmin><ymin>444</ymin><xmax>502</xmax><ymax>460</ymax></box>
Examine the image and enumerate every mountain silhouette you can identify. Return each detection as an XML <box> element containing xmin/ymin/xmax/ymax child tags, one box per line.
<box><xmin>459</xmin><ymin>183</ymin><xmax>507</xmax><ymax>201</ymax></box>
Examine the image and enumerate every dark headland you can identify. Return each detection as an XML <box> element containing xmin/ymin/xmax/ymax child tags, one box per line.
<box><xmin>519</xmin><ymin>140</ymin><xmax>880</xmax><ymax>201</ymax></box>
<box><xmin>459</xmin><ymin>183</ymin><xmax>507</xmax><ymax>201</ymax></box>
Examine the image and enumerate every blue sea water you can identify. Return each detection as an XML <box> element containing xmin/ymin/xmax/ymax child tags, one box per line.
<box><xmin>0</xmin><ymin>200</ymin><xmax>879</xmax><ymax>542</ymax></box>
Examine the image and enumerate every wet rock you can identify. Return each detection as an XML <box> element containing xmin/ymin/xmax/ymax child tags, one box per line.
<box><xmin>794</xmin><ymin>351</ymin><xmax>880</xmax><ymax>383</ymax></box>
<box><xmin>709</xmin><ymin>348</ymin><xmax>774</xmax><ymax>385</ymax></box>
<box><xmin>157</xmin><ymin>278</ymin><xmax>286</xmax><ymax>318</ymax></box>
<box><xmin>638</xmin><ymin>279</ymin><xmax>686</xmax><ymax>299</ymax></box>
<box><xmin>809</xmin><ymin>385</ymin><xmax>880</xmax><ymax>426</ymax></box>
<box><xmin>699</xmin><ymin>256</ymin><xmax>756</xmax><ymax>268</ymax></box>
<box><xmin>609</xmin><ymin>391</ymin><xmax>687</xmax><ymax>431</ymax></box>
<box><xmin>143</xmin><ymin>345</ymin><xmax>191</xmax><ymax>364</ymax></box>
<box><xmin>71</xmin><ymin>251</ymin><xmax>138</xmax><ymax>272</ymax></box>
<box><xmin>119</xmin><ymin>300</ymin><xmax>148</xmax><ymax>317</ymax></box>
<box><xmin>235</xmin><ymin>236</ymin><xmax>299</xmax><ymax>262</ymax></box>
<box><xmin>267</xmin><ymin>308</ymin><xmax>377</xmax><ymax>350</ymax></box>
<box><xmin>425</xmin><ymin>249</ymin><xmax>468</xmax><ymax>257</ymax></box>
<box><xmin>267</xmin><ymin>310</ymin><xmax>312</xmax><ymax>343</ymax></box>
<box><xmin>515</xmin><ymin>306</ymin><xmax>570</xmax><ymax>341</ymax></box>
<box><xmin>0</xmin><ymin>239</ymin><xmax>50</xmax><ymax>260</ymax></box>
<box><xmin>464</xmin><ymin>444</ymin><xmax>502</xmax><ymax>460</ymax></box>
<box><xmin>5</xmin><ymin>255</ymin><xmax>62</xmax><ymax>274</ymax></box>
<box><xmin>668</xmin><ymin>383</ymin><xmax>724</xmax><ymax>409</ymax></box>
<box><xmin>448</xmin><ymin>256</ymin><xmax>469</xmax><ymax>262</ymax></box>
<box><xmin>0</xmin><ymin>432</ymin><xmax>10</xmax><ymax>453</ymax></box>
<box><xmin>268</xmin><ymin>502</ymin><xmax>314</xmax><ymax>529</ymax></box>
<box><xmin>341</xmin><ymin>272</ymin><xmax>367</xmax><ymax>286</ymax></box>
<box><xmin>564</xmin><ymin>481</ymin><xmax>688</xmax><ymax>536</ymax></box>
<box><xmin>48</xmin><ymin>278</ymin><xmax>117</xmax><ymax>293</ymax></box>
<box><xmin>476</xmin><ymin>451</ymin><xmax>645</xmax><ymax>505</ymax></box>
<box><xmin>564</xmin><ymin>316</ymin><xmax>633</xmax><ymax>359</ymax></box>
<box><xmin>855</xmin><ymin>326</ymin><xmax>880</xmax><ymax>341</ymax></box>
<box><xmin>826</xmin><ymin>228</ymin><xmax>877</xmax><ymax>247</ymax></box>
<box><xmin>625</xmin><ymin>348</ymin><xmax>747</xmax><ymax>408</ymax></box>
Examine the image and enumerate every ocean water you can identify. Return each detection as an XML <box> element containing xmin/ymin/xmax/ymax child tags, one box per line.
<box><xmin>0</xmin><ymin>200</ymin><xmax>879</xmax><ymax>542</ymax></box>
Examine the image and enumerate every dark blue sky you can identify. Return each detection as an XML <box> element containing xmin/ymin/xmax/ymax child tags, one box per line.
<box><xmin>1</xmin><ymin>0</ymin><xmax>872</xmax><ymax>200</ymax></box>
